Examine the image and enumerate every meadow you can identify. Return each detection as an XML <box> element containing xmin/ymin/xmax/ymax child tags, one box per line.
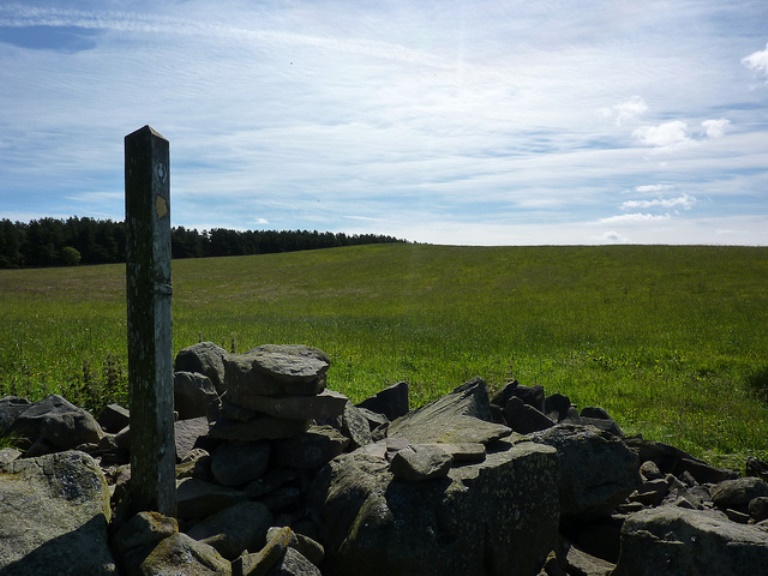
<box><xmin>1</xmin><ymin>244</ymin><xmax>767</xmax><ymax>468</ymax></box>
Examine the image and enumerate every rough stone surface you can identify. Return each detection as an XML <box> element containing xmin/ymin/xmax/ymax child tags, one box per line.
<box><xmin>233</xmin><ymin>390</ymin><xmax>349</xmax><ymax>421</ymax></box>
<box><xmin>613</xmin><ymin>506</ymin><xmax>768</xmax><ymax>576</ymax></box>
<box><xmin>712</xmin><ymin>476</ymin><xmax>768</xmax><ymax>510</ymax></box>
<box><xmin>0</xmin><ymin>450</ymin><xmax>115</xmax><ymax>575</ymax></box>
<box><xmin>503</xmin><ymin>396</ymin><xmax>555</xmax><ymax>434</ymax></box>
<box><xmin>175</xmin><ymin>341</ymin><xmax>229</xmax><ymax>394</ymax></box>
<box><xmin>356</xmin><ymin>381</ymin><xmax>409</xmax><ymax>421</ymax></box>
<box><xmin>139</xmin><ymin>532</ymin><xmax>231</xmax><ymax>576</ymax></box>
<box><xmin>211</xmin><ymin>441</ymin><xmax>271</xmax><ymax>486</ymax></box>
<box><xmin>10</xmin><ymin>394</ymin><xmax>103</xmax><ymax>450</ymax></box>
<box><xmin>312</xmin><ymin>439</ymin><xmax>559</xmax><ymax>576</ymax></box>
<box><xmin>0</xmin><ymin>396</ymin><xmax>32</xmax><ymax>433</ymax></box>
<box><xmin>268</xmin><ymin>546</ymin><xmax>322</xmax><ymax>576</ymax></box>
<box><xmin>274</xmin><ymin>425</ymin><xmax>349</xmax><ymax>470</ymax></box>
<box><xmin>532</xmin><ymin>423</ymin><xmax>640</xmax><ymax>520</ymax></box>
<box><xmin>389</xmin><ymin>443</ymin><xmax>453</xmax><ymax>481</ymax></box>
<box><xmin>339</xmin><ymin>402</ymin><xmax>373</xmax><ymax>449</ymax></box>
<box><xmin>388</xmin><ymin>377</ymin><xmax>511</xmax><ymax>444</ymax></box>
<box><xmin>176</xmin><ymin>478</ymin><xmax>248</xmax><ymax>521</ymax></box>
<box><xmin>175</xmin><ymin>371</ymin><xmax>220</xmax><ymax>420</ymax></box>
<box><xmin>97</xmin><ymin>403</ymin><xmax>131</xmax><ymax>434</ymax></box>
<box><xmin>187</xmin><ymin>501</ymin><xmax>273</xmax><ymax>560</ymax></box>
<box><xmin>175</xmin><ymin>416</ymin><xmax>212</xmax><ymax>461</ymax></box>
<box><xmin>209</xmin><ymin>416</ymin><xmax>311</xmax><ymax>441</ymax></box>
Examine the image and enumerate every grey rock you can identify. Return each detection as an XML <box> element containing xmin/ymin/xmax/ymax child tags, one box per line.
<box><xmin>0</xmin><ymin>447</ymin><xmax>22</xmax><ymax>463</ymax></box>
<box><xmin>112</xmin><ymin>511</ymin><xmax>178</xmax><ymax>557</ymax></box>
<box><xmin>175</xmin><ymin>371</ymin><xmax>220</xmax><ymax>420</ymax></box>
<box><xmin>175</xmin><ymin>416</ymin><xmax>211</xmax><ymax>461</ymax></box>
<box><xmin>339</xmin><ymin>402</ymin><xmax>373</xmax><ymax>449</ymax></box>
<box><xmin>175</xmin><ymin>341</ymin><xmax>229</xmax><ymax>394</ymax></box>
<box><xmin>388</xmin><ymin>377</ymin><xmax>512</xmax><ymax>445</ymax></box>
<box><xmin>749</xmin><ymin>496</ymin><xmax>768</xmax><ymax>522</ymax></box>
<box><xmin>232</xmin><ymin>526</ymin><xmax>294</xmax><ymax>576</ymax></box>
<box><xmin>97</xmin><ymin>403</ymin><xmax>130</xmax><ymax>434</ymax></box>
<box><xmin>245</xmin><ymin>468</ymin><xmax>299</xmax><ymax>499</ymax></box>
<box><xmin>712</xmin><ymin>476</ymin><xmax>768</xmax><ymax>510</ymax></box>
<box><xmin>0</xmin><ymin>451</ymin><xmax>116</xmax><ymax>575</ymax></box>
<box><xmin>233</xmin><ymin>389</ymin><xmax>349</xmax><ymax>420</ymax></box>
<box><xmin>639</xmin><ymin>460</ymin><xmax>663</xmax><ymax>481</ymax></box>
<box><xmin>532</xmin><ymin>423</ymin><xmax>640</xmax><ymax>520</ymax></box>
<box><xmin>625</xmin><ymin>436</ymin><xmax>738</xmax><ymax>483</ymax></box>
<box><xmin>613</xmin><ymin>506</ymin><xmax>768</xmax><ymax>576</ymax></box>
<box><xmin>176</xmin><ymin>478</ymin><xmax>248</xmax><ymax>521</ymax></box>
<box><xmin>223</xmin><ymin>346</ymin><xmax>329</xmax><ymax>403</ymax></box>
<box><xmin>265</xmin><ymin>527</ymin><xmax>325</xmax><ymax>567</ymax></box>
<box><xmin>261</xmin><ymin>486</ymin><xmax>302</xmax><ymax>511</ymax></box>
<box><xmin>356</xmin><ymin>381</ymin><xmax>409</xmax><ymax>421</ymax></box>
<box><xmin>312</xmin><ymin>439</ymin><xmax>559</xmax><ymax>576</ymax></box>
<box><xmin>0</xmin><ymin>396</ymin><xmax>32</xmax><ymax>434</ymax></box>
<box><xmin>209</xmin><ymin>416</ymin><xmax>311</xmax><ymax>441</ymax></box>
<box><xmin>565</xmin><ymin>545</ymin><xmax>615</xmax><ymax>576</ymax></box>
<box><xmin>10</xmin><ymin>394</ymin><xmax>103</xmax><ymax>450</ymax></box>
<box><xmin>274</xmin><ymin>425</ymin><xmax>349</xmax><ymax>470</ymax></box>
<box><xmin>503</xmin><ymin>396</ymin><xmax>555</xmax><ymax>434</ymax></box>
<box><xmin>268</xmin><ymin>546</ymin><xmax>321</xmax><ymax>576</ymax></box>
<box><xmin>544</xmin><ymin>392</ymin><xmax>572</xmax><ymax>422</ymax></box>
<box><xmin>211</xmin><ymin>441</ymin><xmax>271</xmax><ymax>486</ymax></box>
<box><xmin>139</xmin><ymin>532</ymin><xmax>231</xmax><ymax>575</ymax></box>
<box><xmin>187</xmin><ymin>501</ymin><xmax>273</xmax><ymax>560</ymax></box>
<box><xmin>389</xmin><ymin>443</ymin><xmax>453</xmax><ymax>481</ymax></box>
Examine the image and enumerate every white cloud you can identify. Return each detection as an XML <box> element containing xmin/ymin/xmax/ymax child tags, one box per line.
<box><xmin>633</xmin><ymin>121</ymin><xmax>690</xmax><ymax>148</ymax></box>
<box><xmin>250</xmin><ymin>218</ymin><xmax>270</xmax><ymax>225</ymax></box>
<box><xmin>601</xmin><ymin>96</ymin><xmax>648</xmax><ymax>126</ymax></box>
<box><xmin>621</xmin><ymin>193</ymin><xmax>696</xmax><ymax>210</ymax></box>
<box><xmin>634</xmin><ymin>184</ymin><xmax>674</xmax><ymax>194</ymax></box>
<box><xmin>701</xmin><ymin>118</ymin><xmax>730</xmax><ymax>139</ymax></box>
<box><xmin>592</xmin><ymin>230</ymin><xmax>630</xmax><ymax>243</ymax></box>
<box><xmin>599</xmin><ymin>213</ymin><xmax>672</xmax><ymax>225</ymax></box>
<box><xmin>742</xmin><ymin>43</ymin><xmax>768</xmax><ymax>77</ymax></box>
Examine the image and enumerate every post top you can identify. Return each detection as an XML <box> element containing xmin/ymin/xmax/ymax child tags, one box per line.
<box><xmin>126</xmin><ymin>125</ymin><xmax>168</xmax><ymax>142</ymax></box>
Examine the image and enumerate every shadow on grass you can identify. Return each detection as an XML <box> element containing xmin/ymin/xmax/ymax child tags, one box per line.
<box><xmin>746</xmin><ymin>367</ymin><xmax>768</xmax><ymax>403</ymax></box>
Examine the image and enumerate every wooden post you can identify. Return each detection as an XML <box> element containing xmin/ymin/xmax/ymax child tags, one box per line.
<box><xmin>125</xmin><ymin>125</ymin><xmax>176</xmax><ymax>516</ymax></box>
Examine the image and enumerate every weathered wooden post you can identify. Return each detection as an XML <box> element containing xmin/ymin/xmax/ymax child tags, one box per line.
<box><xmin>125</xmin><ymin>125</ymin><xmax>176</xmax><ymax>516</ymax></box>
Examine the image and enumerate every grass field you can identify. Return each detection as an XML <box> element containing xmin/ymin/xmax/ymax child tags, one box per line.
<box><xmin>1</xmin><ymin>244</ymin><xmax>767</xmax><ymax>469</ymax></box>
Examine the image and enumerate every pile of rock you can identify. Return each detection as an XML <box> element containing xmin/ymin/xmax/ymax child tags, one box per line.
<box><xmin>2</xmin><ymin>342</ymin><xmax>768</xmax><ymax>576</ymax></box>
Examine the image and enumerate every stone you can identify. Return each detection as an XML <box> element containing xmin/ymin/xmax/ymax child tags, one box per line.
<box><xmin>97</xmin><ymin>403</ymin><xmax>131</xmax><ymax>433</ymax></box>
<box><xmin>245</xmin><ymin>468</ymin><xmax>299</xmax><ymax>499</ymax></box>
<box><xmin>209</xmin><ymin>416</ymin><xmax>311</xmax><ymax>441</ymax></box>
<box><xmin>187</xmin><ymin>501</ymin><xmax>273</xmax><ymax>560</ymax></box>
<box><xmin>10</xmin><ymin>394</ymin><xmax>103</xmax><ymax>449</ymax></box>
<box><xmin>232</xmin><ymin>389</ymin><xmax>349</xmax><ymax>420</ymax></box>
<box><xmin>211</xmin><ymin>441</ymin><xmax>271</xmax><ymax>486</ymax></box>
<box><xmin>0</xmin><ymin>447</ymin><xmax>22</xmax><ymax>463</ymax></box>
<box><xmin>387</xmin><ymin>377</ymin><xmax>512</xmax><ymax>445</ymax></box>
<box><xmin>176</xmin><ymin>448</ymin><xmax>214</xmax><ymax>481</ymax></box>
<box><xmin>223</xmin><ymin>345</ymin><xmax>329</xmax><ymax>403</ymax></box>
<box><xmin>261</xmin><ymin>486</ymin><xmax>302</xmax><ymax>511</ymax></box>
<box><xmin>356</xmin><ymin>381</ymin><xmax>409</xmax><ymax>421</ymax></box>
<box><xmin>264</xmin><ymin>527</ymin><xmax>325</xmax><ymax>567</ymax></box>
<box><xmin>639</xmin><ymin>460</ymin><xmax>663</xmax><ymax>481</ymax></box>
<box><xmin>175</xmin><ymin>416</ymin><xmax>211</xmax><ymax>461</ymax></box>
<box><xmin>0</xmin><ymin>450</ymin><xmax>116</xmax><ymax>575</ymax></box>
<box><xmin>0</xmin><ymin>396</ymin><xmax>32</xmax><ymax>433</ymax></box>
<box><xmin>232</xmin><ymin>526</ymin><xmax>295</xmax><ymax>576</ymax></box>
<box><xmin>389</xmin><ymin>443</ymin><xmax>453</xmax><ymax>481</ymax></box>
<box><xmin>175</xmin><ymin>341</ymin><xmax>229</xmax><ymax>394</ymax></box>
<box><xmin>503</xmin><ymin>396</ymin><xmax>555</xmax><ymax>434</ymax></box>
<box><xmin>749</xmin><ymin>497</ymin><xmax>768</xmax><ymax>522</ymax></box>
<box><xmin>175</xmin><ymin>371</ymin><xmax>220</xmax><ymax>420</ymax></box>
<box><xmin>746</xmin><ymin>456</ymin><xmax>768</xmax><ymax>481</ymax></box>
<box><xmin>339</xmin><ymin>402</ymin><xmax>373</xmax><ymax>449</ymax></box>
<box><xmin>268</xmin><ymin>546</ymin><xmax>321</xmax><ymax>576</ymax></box>
<box><xmin>425</xmin><ymin>442</ymin><xmax>486</xmax><ymax>462</ymax></box>
<box><xmin>565</xmin><ymin>545</ymin><xmax>615</xmax><ymax>576</ymax></box>
<box><xmin>312</xmin><ymin>439</ymin><xmax>559</xmax><ymax>576</ymax></box>
<box><xmin>513</xmin><ymin>384</ymin><xmax>547</xmax><ymax>412</ymax></box>
<box><xmin>712</xmin><ymin>476</ymin><xmax>768</xmax><ymax>510</ymax></box>
<box><xmin>274</xmin><ymin>425</ymin><xmax>349</xmax><ymax>470</ymax></box>
<box><xmin>613</xmin><ymin>506</ymin><xmax>768</xmax><ymax>576</ymax></box>
<box><xmin>544</xmin><ymin>392</ymin><xmax>572</xmax><ymax>422</ymax></box>
<box><xmin>139</xmin><ymin>532</ymin><xmax>231</xmax><ymax>575</ymax></box>
<box><xmin>625</xmin><ymin>437</ymin><xmax>737</xmax><ymax>483</ymax></box>
<box><xmin>176</xmin><ymin>478</ymin><xmax>248</xmax><ymax>521</ymax></box>
<box><xmin>531</xmin><ymin>423</ymin><xmax>640</xmax><ymax>520</ymax></box>
<box><xmin>111</xmin><ymin>511</ymin><xmax>178</xmax><ymax>574</ymax></box>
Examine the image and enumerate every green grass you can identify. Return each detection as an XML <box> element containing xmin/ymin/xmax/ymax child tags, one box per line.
<box><xmin>2</xmin><ymin>244</ymin><xmax>768</xmax><ymax>469</ymax></box>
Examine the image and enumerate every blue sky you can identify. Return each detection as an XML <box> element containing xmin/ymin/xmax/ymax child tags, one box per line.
<box><xmin>1</xmin><ymin>1</ymin><xmax>767</xmax><ymax>245</ymax></box>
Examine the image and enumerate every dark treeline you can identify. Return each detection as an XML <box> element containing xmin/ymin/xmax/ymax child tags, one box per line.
<box><xmin>0</xmin><ymin>217</ymin><xmax>406</xmax><ymax>268</ymax></box>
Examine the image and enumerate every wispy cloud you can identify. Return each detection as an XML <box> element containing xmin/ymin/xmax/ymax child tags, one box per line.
<box><xmin>743</xmin><ymin>42</ymin><xmax>768</xmax><ymax>78</ymax></box>
<box><xmin>0</xmin><ymin>1</ymin><xmax>766</xmax><ymax>246</ymax></box>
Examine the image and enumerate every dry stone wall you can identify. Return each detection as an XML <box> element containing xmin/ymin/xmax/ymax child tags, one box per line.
<box><xmin>1</xmin><ymin>341</ymin><xmax>768</xmax><ymax>575</ymax></box>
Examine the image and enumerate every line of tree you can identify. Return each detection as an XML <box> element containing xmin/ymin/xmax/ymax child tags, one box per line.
<box><xmin>0</xmin><ymin>217</ymin><xmax>406</xmax><ymax>268</ymax></box>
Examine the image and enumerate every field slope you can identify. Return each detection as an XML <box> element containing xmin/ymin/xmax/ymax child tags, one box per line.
<box><xmin>1</xmin><ymin>244</ymin><xmax>767</xmax><ymax>467</ymax></box>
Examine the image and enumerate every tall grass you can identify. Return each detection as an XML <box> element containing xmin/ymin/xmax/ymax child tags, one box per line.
<box><xmin>1</xmin><ymin>244</ymin><xmax>767</xmax><ymax>467</ymax></box>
